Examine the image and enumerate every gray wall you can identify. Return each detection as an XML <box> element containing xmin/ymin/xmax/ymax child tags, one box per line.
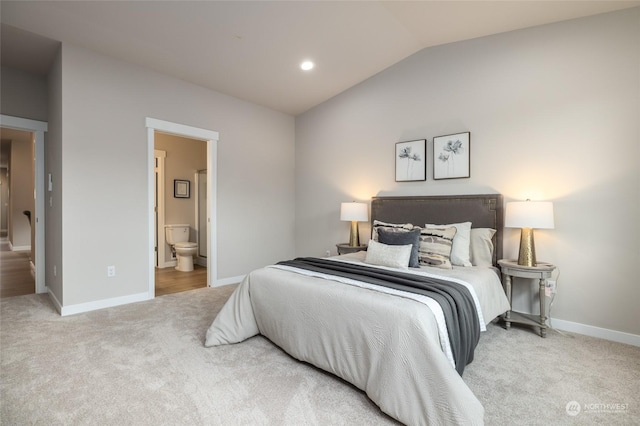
<box><xmin>0</xmin><ymin>66</ymin><xmax>48</xmax><ymax>122</ymax></box>
<box><xmin>295</xmin><ymin>9</ymin><xmax>640</xmax><ymax>336</ymax></box>
<box><xmin>46</xmin><ymin>48</ymin><xmax>63</xmax><ymax>303</ymax></box>
<box><xmin>55</xmin><ymin>43</ymin><xmax>295</xmax><ymax>307</ymax></box>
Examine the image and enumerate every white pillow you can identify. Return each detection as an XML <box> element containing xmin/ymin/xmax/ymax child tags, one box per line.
<box><xmin>425</xmin><ymin>222</ymin><xmax>472</xmax><ymax>267</ymax></box>
<box><xmin>365</xmin><ymin>239</ymin><xmax>412</xmax><ymax>270</ymax></box>
<box><xmin>470</xmin><ymin>228</ymin><xmax>496</xmax><ymax>267</ymax></box>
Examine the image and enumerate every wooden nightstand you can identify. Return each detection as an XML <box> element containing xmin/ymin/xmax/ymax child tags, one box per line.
<box><xmin>498</xmin><ymin>259</ymin><xmax>556</xmax><ymax>337</ymax></box>
<box><xmin>336</xmin><ymin>243</ymin><xmax>367</xmax><ymax>255</ymax></box>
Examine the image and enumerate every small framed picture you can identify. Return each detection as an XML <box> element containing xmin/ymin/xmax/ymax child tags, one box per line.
<box><xmin>433</xmin><ymin>132</ymin><xmax>470</xmax><ymax>180</ymax></box>
<box><xmin>174</xmin><ymin>179</ymin><xmax>190</xmax><ymax>198</ymax></box>
<box><xmin>395</xmin><ymin>139</ymin><xmax>426</xmax><ymax>182</ymax></box>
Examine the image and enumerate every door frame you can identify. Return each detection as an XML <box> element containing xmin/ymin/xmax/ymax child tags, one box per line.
<box><xmin>194</xmin><ymin>169</ymin><xmax>207</xmax><ymax>267</ymax></box>
<box><xmin>154</xmin><ymin>149</ymin><xmax>166</xmax><ymax>268</ymax></box>
<box><xmin>145</xmin><ymin>118</ymin><xmax>218</xmax><ymax>296</ymax></box>
<box><xmin>0</xmin><ymin>114</ymin><xmax>48</xmax><ymax>294</ymax></box>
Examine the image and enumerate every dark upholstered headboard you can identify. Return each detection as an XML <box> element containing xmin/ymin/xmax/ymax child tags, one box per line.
<box><xmin>370</xmin><ymin>194</ymin><xmax>503</xmax><ymax>266</ymax></box>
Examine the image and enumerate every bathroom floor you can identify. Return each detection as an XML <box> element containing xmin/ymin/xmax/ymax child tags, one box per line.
<box><xmin>154</xmin><ymin>264</ymin><xmax>207</xmax><ymax>297</ymax></box>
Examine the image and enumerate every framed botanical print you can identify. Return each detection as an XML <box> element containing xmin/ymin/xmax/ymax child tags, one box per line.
<box><xmin>395</xmin><ymin>139</ymin><xmax>426</xmax><ymax>182</ymax></box>
<box><xmin>433</xmin><ymin>132</ymin><xmax>470</xmax><ymax>180</ymax></box>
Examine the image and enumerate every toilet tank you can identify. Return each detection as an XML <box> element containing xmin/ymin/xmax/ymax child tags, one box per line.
<box><xmin>165</xmin><ymin>224</ymin><xmax>190</xmax><ymax>244</ymax></box>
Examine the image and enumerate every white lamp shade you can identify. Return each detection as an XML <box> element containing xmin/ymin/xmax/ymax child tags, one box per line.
<box><xmin>505</xmin><ymin>201</ymin><xmax>554</xmax><ymax>229</ymax></box>
<box><xmin>340</xmin><ymin>202</ymin><xmax>368</xmax><ymax>222</ymax></box>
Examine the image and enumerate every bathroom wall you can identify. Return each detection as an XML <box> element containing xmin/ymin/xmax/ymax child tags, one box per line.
<box><xmin>154</xmin><ymin>132</ymin><xmax>206</xmax><ymax>264</ymax></box>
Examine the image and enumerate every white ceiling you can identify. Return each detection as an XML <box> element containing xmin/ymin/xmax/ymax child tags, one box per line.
<box><xmin>1</xmin><ymin>1</ymin><xmax>638</xmax><ymax>116</ymax></box>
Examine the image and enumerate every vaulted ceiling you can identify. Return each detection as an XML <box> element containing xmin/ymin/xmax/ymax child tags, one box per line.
<box><xmin>1</xmin><ymin>1</ymin><xmax>638</xmax><ymax>115</ymax></box>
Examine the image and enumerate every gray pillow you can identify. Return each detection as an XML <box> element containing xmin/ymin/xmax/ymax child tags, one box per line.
<box><xmin>377</xmin><ymin>227</ymin><xmax>421</xmax><ymax>268</ymax></box>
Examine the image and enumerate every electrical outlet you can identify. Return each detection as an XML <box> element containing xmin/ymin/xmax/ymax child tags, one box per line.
<box><xmin>107</xmin><ymin>265</ymin><xmax>116</xmax><ymax>277</ymax></box>
<box><xmin>325</xmin><ymin>250</ymin><xmax>331</xmax><ymax>257</ymax></box>
<box><xmin>53</xmin><ymin>265</ymin><xmax>57</xmax><ymax>276</ymax></box>
<box><xmin>547</xmin><ymin>280</ymin><xmax>557</xmax><ymax>294</ymax></box>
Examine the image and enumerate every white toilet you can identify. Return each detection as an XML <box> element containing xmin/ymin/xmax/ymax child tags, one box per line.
<box><xmin>165</xmin><ymin>224</ymin><xmax>198</xmax><ymax>272</ymax></box>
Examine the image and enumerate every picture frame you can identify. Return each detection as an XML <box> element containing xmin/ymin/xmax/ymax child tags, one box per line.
<box><xmin>174</xmin><ymin>179</ymin><xmax>190</xmax><ymax>198</ymax></box>
<box><xmin>433</xmin><ymin>132</ymin><xmax>470</xmax><ymax>180</ymax></box>
<box><xmin>395</xmin><ymin>139</ymin><xmax>426</xmax><ymax>182</ymax></box>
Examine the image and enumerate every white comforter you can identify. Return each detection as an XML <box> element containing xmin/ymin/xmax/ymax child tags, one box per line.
<box><xmin>205</xmin><ymin>253</ymin><xmax>510</xmax><ymax>426</ymax></box>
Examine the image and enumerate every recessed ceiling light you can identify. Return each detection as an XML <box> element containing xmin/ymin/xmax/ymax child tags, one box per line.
<box><xmin>300</xmin><ymin>61</ymin><xmax>314</xmax><ymax>71</ymax></box>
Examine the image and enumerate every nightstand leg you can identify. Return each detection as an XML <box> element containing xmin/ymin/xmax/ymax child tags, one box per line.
<box><xmin>503</xmin><ymin>274</ymin><xmax>512</xmax><ymax>329</ymax></box>
<box><xmin>539</xmin><ymin>278</ymin><xmax>547</xmax><ymax>338</ymax></box>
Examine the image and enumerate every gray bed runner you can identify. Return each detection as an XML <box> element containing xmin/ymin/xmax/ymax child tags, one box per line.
<box><xmin>276</xmin><ymin>257</ymin><xmax>480</xmax><ymax>375</ymax></box>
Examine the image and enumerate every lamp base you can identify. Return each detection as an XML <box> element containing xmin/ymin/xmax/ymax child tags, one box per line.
<box><xmin>348</xmin><ymin>221</ymin><xmax>360</xmax><ymax>247</ymax></box>
<box><xmin>517</xmin><ymin>228</ymin><xmax>537</xmax><ymax>267</ymax></box>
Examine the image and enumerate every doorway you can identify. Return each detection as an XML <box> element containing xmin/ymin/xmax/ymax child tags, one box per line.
<box><xmin>153</xmin><ymin>135</ymin><xmax>205</xmax><ymax>271</ymax></box>
<box><xmin>145</xmin><ymin>118</ymin><xmax>218</xmax><ymax>298</ymax></box>
<box><xmin>0</xmin><ymin>115</ymin><xmax>47</xmax><ymax>295</ymax></box>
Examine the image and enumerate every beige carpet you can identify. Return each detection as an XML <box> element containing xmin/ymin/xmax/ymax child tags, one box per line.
<box><xmin>1</xmin><ymin>285</ymin><xmax>639</xmax><ymax>425</ymax></box>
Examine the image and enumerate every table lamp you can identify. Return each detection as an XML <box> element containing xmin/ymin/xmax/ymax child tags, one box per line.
<box><xmin>505</xmin><ymin>200</ymin><xmax>554</xmax><ymax>267</ymax></box>
<box><xmin>340</xmin><ymin>202</ymin><xmax>368</xmax><ymax>247</ymax></box>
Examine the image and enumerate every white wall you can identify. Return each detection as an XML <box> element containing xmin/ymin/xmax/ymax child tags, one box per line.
<box><xmin>58</xmin><ymin>43</ymin><xmax>295</xmax><ymax>308</ymax></box>
<box><xmin>295</xmin><ymin>9</ymin><xmax>640</xmax><ymax>336</ymax></box>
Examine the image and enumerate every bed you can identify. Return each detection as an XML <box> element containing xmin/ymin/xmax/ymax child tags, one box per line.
<box><xmin>205</xmin><ymin>194</ymin><xmax>510</xmax><ymax>426</ymax></box>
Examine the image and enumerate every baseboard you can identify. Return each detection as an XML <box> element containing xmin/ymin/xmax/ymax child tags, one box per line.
<box><xmin>214</xmin><ymin>275</ymin><xmax>245</xmax><ymax>287</ymax></box>
<box><xmin>160</xmin><ymin>260</ymin><xmax>177</xmax><ymax>268</ymax></box>
<box><xmin>48</xmin><ymin>290</ymin><xmax>63</xmax><ymax>314</ymax></box>
<box><xmin>47</xmin><ymin>276</ymin><xmax>238</xmax><ymax>316</ymax></box>
<box><xmin>550</xmin><ymin>318</ymin><xmax>640</xmax><ymax>347</ymax></box>
<box><xmin>58</xmin><ymin>291</ymin><xmax>152</xmax><ymax>317</ymax></box>
<box><xmin>9</xmin><ymin>244</ymin><xmax>30</xmax><ymax>251</ymax></box>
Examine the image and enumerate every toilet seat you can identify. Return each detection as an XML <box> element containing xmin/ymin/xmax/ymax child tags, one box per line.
<box><xmin>174</xmin><ymin>242</ymin><xmax>197</xmax><ymax>249</ymax></box>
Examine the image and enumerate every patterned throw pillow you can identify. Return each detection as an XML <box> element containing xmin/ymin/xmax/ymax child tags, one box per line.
<box><xmin>372</xmin><ymin>220</ymin><xmax>414</xmax><ymax>241</ymax></box>
<box><xmin>418</xmin><ymin>226</ymin><xmax>457</xmax><ymax>269</ymax></box>
<box><xmin>425</xmin><ymin>222</ymin><xmax>472</xmax><ymax>267</ymax></box>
